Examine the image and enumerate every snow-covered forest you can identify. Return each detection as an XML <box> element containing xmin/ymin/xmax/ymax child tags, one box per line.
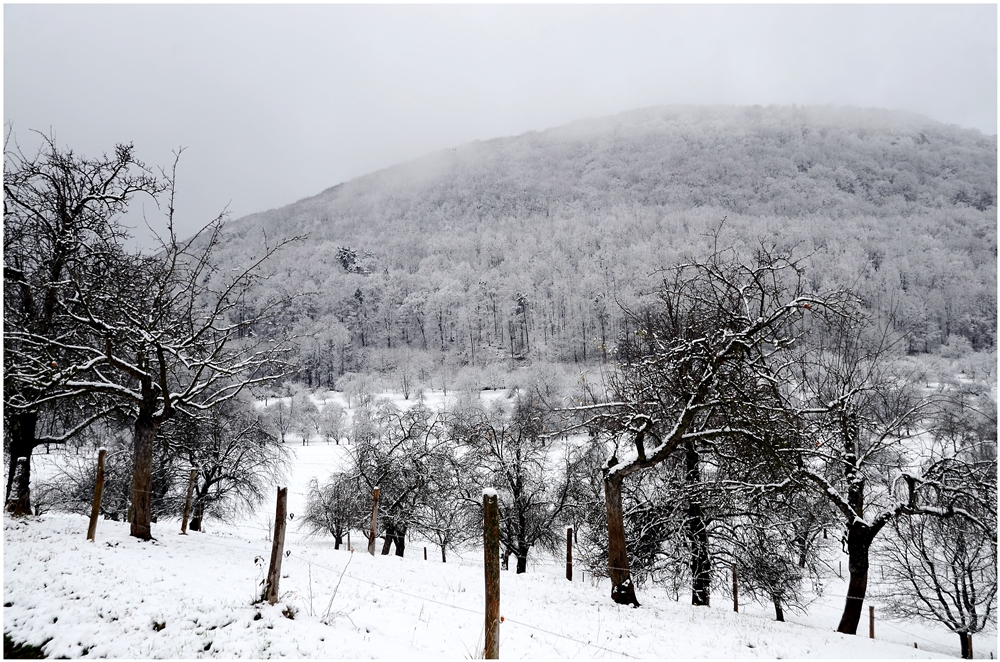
<box><xmin>207</xmin><ymin>105</ymin><xmax>996</xmax><ymax>390</ymax></box>
<box><xmin>4</xmin><ymin>105</ymin><xmax>996</xmax><ymax>659</ymax></box>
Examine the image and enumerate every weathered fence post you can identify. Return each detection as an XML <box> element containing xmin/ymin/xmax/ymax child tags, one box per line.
<box><xmin>180</xmin><ymin>468</ymin><xmax>197</xmax><ymax>534</ymax></box>
<box><xmin>86</xmin><ymin>449</ymin><xmax>107</xmax><ymax>541</ymax></box>
<box><xmin>347</xmin><ymin>530</ymin><xmax>351</xmax><ymax>551</ymax></box>
<box><xmin>424</xmin><ymin>546</ymin><xmax>428</xmax><ymax>560</ymax></box>
<box><xmin>483</xmin><ymin>489</ymin><xmax>500</xmax><ymax>660</ymax></box>
<box><xmin>566</xmin><ymin>527</ymin><xmax>573</xmax><ymax>581</ymax></box>
<box><xmin>732</xmin><ymin>562</ymin><xmax>739</xmax><ymax>613</ymax></box>
<box><xmin>869</xmin><ymin>605</ymin><xmax>875</xmax><ymax>639</ymax></box>
<box><xmin>265</xmin><ymin>487</ymin><xmax>288</xmax><ymax>605</ymax></box>
<box><xmin>368</xmin><ymin>487</ymin><xmax>380</xmax><ymax>556</ymax></box>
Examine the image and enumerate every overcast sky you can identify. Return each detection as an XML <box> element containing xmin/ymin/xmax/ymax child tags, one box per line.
<box><xmin>5</xmin><ymin>3</ymin><xmax>997</xmax><ymax>242</ymax></box>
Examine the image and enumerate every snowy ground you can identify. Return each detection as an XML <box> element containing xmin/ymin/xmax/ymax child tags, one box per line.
<box><xmin>5</xmin><ymin>390</ymin><xmax>997</xmax><ymax>659</ymax></box>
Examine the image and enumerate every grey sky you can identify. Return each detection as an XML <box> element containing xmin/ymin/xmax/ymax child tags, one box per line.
<box><xmin>5</xmin><ymin>4</ymin><xmax>997</xmax><ymax>242</ymax></box>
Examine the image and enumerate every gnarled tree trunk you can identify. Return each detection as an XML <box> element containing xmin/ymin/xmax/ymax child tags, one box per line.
<box><xmin>130</xmin><ymin>400</ymin><xmax>160</xmax><ymax>541</ymax></box>
<box><xmin>604</xmin><ymin>472</ymin><xmax>640</xmax><ymax>606</ymax></box>
<box><xmin>685</xmin><ymin>441</ymin><xmax>711</xmax><ymax>606</ymax></box>
<box><xmin>5</xmin><ymin>411</ymin><xmax>37</xmax><ymax>516</ymax></box>
<box><xmin>837</xmin><ymin>522</ymin><xmax>875</xmax><ymax>634</ymax></box>
<box><xmin>392</xmin><ymin>522</ymin><xmax>407</xmax><ymax>557</ymax></box>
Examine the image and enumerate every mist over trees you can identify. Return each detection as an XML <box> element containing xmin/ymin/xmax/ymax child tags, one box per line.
<box><xmin>202</xmin><ymin>105</ymin><xmax>995</xmax><ymax>389</ymax></box>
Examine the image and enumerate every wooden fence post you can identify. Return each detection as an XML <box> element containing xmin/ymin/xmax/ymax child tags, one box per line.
<box><xmin>86</xmin><ymin>449</ymin><xmax>107</xmax><ymax>541</ymax></box>
<box><xmin>265</xmin><ymin>487</ymin><xmax>288</xmax><ymax>605</ymax></box>
<box><xmin>483</xmin><ymin>489</ymin><xmax>500</xmax><ymax>660</ymax></box>
<box><xmin>424</xmin><ymin>546</ymin><xmax>428</xmax><ymax>560</ymax></box>
<box><xmin>368</xmin><ymin>487</ymin><xmax>380</xmax><ymax>556</ymax></box>
<box><xmin>180</xmin><ymin>468</ymin><xmax>197</xmax><ymax>534</ymax></box>
<box><xmin>732</xmin><ymin>562</ymin><xmax>739</xmax><ymax>613</ymax></box>
<box><xmin>566</xmin><ymin>527</ymin><xmax>573</xmax><ymax>581</ymax></box>
<box><xmin>869</xmin><ymin>605</ymin><xmax>875</xmax><ymax>639</ymax></box>
<box><xmin>347</xmin><ymin>530</ymin><xmax>351</xmax><ymax>551</ymax></box>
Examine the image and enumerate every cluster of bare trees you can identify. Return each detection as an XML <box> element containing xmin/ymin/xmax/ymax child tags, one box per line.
<box><xmin>566</xmin><ymin>239</ymin><xmax>995</xmax><ymax>653</ymax></box>
<box><xmin>4</xmin><ymin>130</ymin><xmax>293</xmax><ymax>538</ymax></box>
<box><xmin>299</xmin><ymin>239</ymin><xmax>993</xmax><ymax>655</ymax></box>
<box><xmin>302</xmin><ymin>393</ymin><xmax>588</xmax><ymax>572</ymax></box>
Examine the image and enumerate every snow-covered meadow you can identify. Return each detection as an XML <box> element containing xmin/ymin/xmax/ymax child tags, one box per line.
<box><xmin>4</xmin><ymin>388</ymin><xmax>996</xmax><ymax>659</ymax></box>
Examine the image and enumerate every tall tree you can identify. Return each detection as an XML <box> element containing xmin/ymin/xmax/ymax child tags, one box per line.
<box><xmin>5</xmin><ymin>148</ymin><xmax>295</xmax><ymax>539</ymax></box>
<box><xmin>4</xmin><ymin>130</ymin><xmax>164</xmax><ymax>515</ymax></box>
<box><xmin>582</xmin><ymin>241</ymin><xmax>853</xmax><ymax>606</ymax></box>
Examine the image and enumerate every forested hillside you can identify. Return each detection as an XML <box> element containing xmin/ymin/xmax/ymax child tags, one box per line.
<box><xmin>208</xmin><ymin>105</ymin><xmax>997</xmax><ymax>388</ymax></box>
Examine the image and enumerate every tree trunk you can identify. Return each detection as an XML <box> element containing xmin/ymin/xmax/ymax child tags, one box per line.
<box><xmin>5</xmin><ymin>411</ymin><xmax>37</xmax><ymax>516</ymax></box>
<box><xmin>130</xmin><ymin>399</ymin><xmax>160</xmax><ymax>541</ymax></box>
<box><xmin>441</xmin><ymin>545</ymin><xmax>447</xmax><ymax>563</ymax></box>
<box><xmin>604</xmin><ymin>472</ymin><xmax>640</xmax><ymax>606</ymax></box>
<box><xmin>515</xmin><ymin>548</ymin><xmax>528</xmax><ymax>574</ymax></box>
<box><xmin>774</xmin><ymin>599</ymin><xmax>785</xmax><ymax>622</ymax></box>
<box><xmin>837</xmin><ymin>522</ymin><xmax>874</xmax><ymax>634</ymax></box>
<box><xmin>393</xmin><ymin>523</ymin><xmax>407</xmax><ymax>557</ymax></box>
<box><xmin>502</xmin><ymin>547</ymin><xmax>511</xmax><ymax>570</ymax></box>
<box><xmin>190</xmin><ymin>501</ymin><xmax>204</xmax><ymax>532</ymax></box>
<box><xmin>959</xmin><ymin>632</ymin><xmax>971</xmax><ymax>659</ymax></box>
<box><xmin>686</xmin><ymin>441</ymin><xmax>710</xmax><ymax>606</ymax></box>
<box><xmin>381</xmin><ymin>521</ymin><xmax>394</xmax><ymax>555</ymax></box>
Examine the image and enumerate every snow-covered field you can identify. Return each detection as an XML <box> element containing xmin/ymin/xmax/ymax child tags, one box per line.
<box><xmin>4</xmin><ymin>389</ymin><xmax>996</xmax><ymax>659</ymax></box>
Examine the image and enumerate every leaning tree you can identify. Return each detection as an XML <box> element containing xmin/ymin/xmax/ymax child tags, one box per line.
<box><xmin>581</xmin><ymin>241</ymin><xmax>854</xmax><ymax>607</ymax></box>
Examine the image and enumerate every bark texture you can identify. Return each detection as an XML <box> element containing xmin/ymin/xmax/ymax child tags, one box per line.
<box><xmin>837</xmin><ymin>522</ymin><xmax>875</xmax><ymax>634</ymax></box>
<box><xmin>604</xmin><ymin>472</ymin><xmax>640</xmax><ymax>607</ymax></box>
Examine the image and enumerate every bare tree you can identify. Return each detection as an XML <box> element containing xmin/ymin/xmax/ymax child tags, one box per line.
<box><xmin>782</xmin><ymin>314</ymin><xmax>952</xmax><ymax>634</ymax></box>
<box><xmin>876</xmin><ymin>398</ymin><xmax>997</xmax><ymax>658</ymax></box>
<box><xmin>880</xmin><ymin>513</ymin><xmax>996</xmax><ymax>658</ymax></box>
<box><xmin>302</xmin><ymin>473</ymin><xmax>364</xmax><ymax>549</ymax></box>
<box><xmin>413</xmin><ymin>438</ymin><xmax>474</xmax><ymax>563</ymax></box>
<box><xmin>456</xmin><ymin>395</ymin><xmax>579</xmax><ymax>574</ymax></box>
<box><xmin>6</xmin><ymin>149</ymin><xmax>296</xmax><ymax>539</ymax></box>
<box><xmin>163</xmin><ymin>394</ymin><xmax>290</xmax><ymax>531</ymax></box>
<box><xmin>4</xmin><ymin>130</ymin><xmax>164</xmax><ymax>515</ymax></box>
<box><xmin>581</xmin><ymin>242</ymin><xmax>852</xmax><ymax>606</ymax></box>
<box><xmin>349</xmin><ymin>399</ymin><xmax>442</xmax><ymax>557</ymax></box>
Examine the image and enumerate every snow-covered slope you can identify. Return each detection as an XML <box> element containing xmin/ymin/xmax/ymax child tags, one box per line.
<box><xmin>5</xmin><ymin>435</ymin><xmax>995</xmax><ymax>659</ymax></box>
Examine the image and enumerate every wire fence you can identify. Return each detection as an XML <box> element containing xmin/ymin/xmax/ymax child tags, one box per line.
<box><xmin>175</xmin><ymin>529</ymin><xmax>636</xmax><ymax>658</ymax></box>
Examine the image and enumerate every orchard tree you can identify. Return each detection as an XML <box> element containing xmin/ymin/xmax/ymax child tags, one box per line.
<box><xmin>164</xmin><ymin>394</ymin><xmax>290</xmax><ymax>531</ymax></box>
<box><xmin>302</xmin><ymin>473</ymin><xmax>365</xmax><ymax>549</ymax></box>
<box><xmin>780</xmin><ymin>315</ymin><xmax>947</xmax><ymax>634</ymax></box>
<box><xmin>4</xmin><ymin>130</ymin><xmax>164</xmax><ymax>515</ymax></box>
<box><xmin>582</xmin><ymin>241</ymin><xmax>853</xmax><ymax>606</ymax></box>
<box><xmin>876</xmin><ymin>400</ymin><xmax>997</xmax><ymax>658</ymax></box>
<box><xmin>5</xmin><ymin>147</ymin><xmax>296</xmax><ymax>539</ymax></box>
<box><xmin>349</xmin><ymin>399</ymin><xmax>443</xmax><ymax>556</ymax></box>
<box><xmin>456</xmin><ymin>395</ymin><xmax>580</xmax><ymax>574</ymax></box>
